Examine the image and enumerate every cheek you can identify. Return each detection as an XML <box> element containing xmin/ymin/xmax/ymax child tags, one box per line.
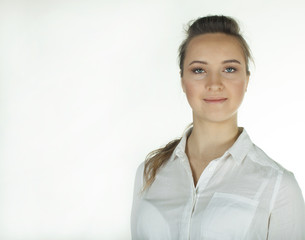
<box><xmin>231</xmin><ymin>81</ymin><xmax>247</xmax><ymax>99</ymax></box>
<box><xmin>184</xmin><ymin>83</ymin><xmax>199</xmax><ymax>100</ymax></box>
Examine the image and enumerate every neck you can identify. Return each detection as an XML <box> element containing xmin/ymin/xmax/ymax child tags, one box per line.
<box><xmin>186</xmin><ymin>115</ymin><xmax>240</xmax><ymax>161</ymax></box>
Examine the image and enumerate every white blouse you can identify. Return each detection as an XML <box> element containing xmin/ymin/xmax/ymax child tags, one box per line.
<box><xmin>131</xmin><ymin>127</ymin><xmax>305</xmax><ymax>240</ymax></box>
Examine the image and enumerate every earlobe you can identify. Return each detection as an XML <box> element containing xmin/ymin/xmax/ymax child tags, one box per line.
<box><xmin>181</xmin><ymin>78</ymin><xmax>186</xmax><ymax>93</ymax></box>
<box><xmin>245</xmin><ymin>74</ymin><xmax>250</xmax><ymax>92</ymax></box>
<box><xmin>180</xmin><ymin>71</ymin><xmax>185</xmax><ymax>93</ymax></box>
<box><xmin>182</xmin><ymin>84</ymin><xmax>186</xmax><ymax>93</ymax></box>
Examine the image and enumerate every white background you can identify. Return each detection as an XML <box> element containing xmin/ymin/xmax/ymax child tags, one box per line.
<box><xmin>1</xmin><ymin>0</ymin><xmax>305</xmax><ymax>239</ymax></box>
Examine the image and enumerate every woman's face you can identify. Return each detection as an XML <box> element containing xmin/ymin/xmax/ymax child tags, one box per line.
<box><xmin>181</xmin><ymin>33</ymin><xmax>249</xmax><ymax>124</ymax></box>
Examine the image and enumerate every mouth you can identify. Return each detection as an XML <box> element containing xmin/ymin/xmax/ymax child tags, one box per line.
<box><xmin>203</xmin><ymin>98</ymin><xmax>228</xmax><ymax>103</ymax></box>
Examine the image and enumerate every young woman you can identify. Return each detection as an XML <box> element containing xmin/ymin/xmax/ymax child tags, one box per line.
<box><xmin>131</xmin><ymin>15</ymin><xmax>305</xmax><ymax>240</ymax></box>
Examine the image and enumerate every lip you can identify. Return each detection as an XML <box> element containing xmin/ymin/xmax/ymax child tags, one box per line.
<box><xmin>203</xmin><ymin>97</ymin><xmax>228</xmax><ymax>103</ymax></box>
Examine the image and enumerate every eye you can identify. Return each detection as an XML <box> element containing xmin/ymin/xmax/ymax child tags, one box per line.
<box><xmin>224</xmin><ymin>67</ymin><xmax>236</xmax><ymax>73</ymax></box>
<box><xmin>192</xmin><ymin>68</ymin><xmax>205</xmax><ymax>74</ymax></box>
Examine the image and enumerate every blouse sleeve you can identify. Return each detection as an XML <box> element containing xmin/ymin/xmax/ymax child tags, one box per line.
<box><xmin>267</xmin><ymin>170</ymin><xmax>305</xmax><ymax>239</ymax></box>
<box><xmin>130</xmin><ymin>162</ymin><xmax>145</xmax><ymax>239</ymax></box>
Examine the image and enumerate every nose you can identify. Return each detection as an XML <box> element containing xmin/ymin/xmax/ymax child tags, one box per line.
<box><xmin>205</xmin><ymin>72</ymin><xmax>224</xmax><ymax>91</ymax></box>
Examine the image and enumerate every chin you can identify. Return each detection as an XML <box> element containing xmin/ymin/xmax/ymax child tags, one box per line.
<box><xmin>196</xmin><ymin>112</ymin><xmax>238</xmax><ymax>124</ymax></box>
<box><xmin>205</xmin><ymin>117</ymin><xmax>233</xmax><ymax>124</ymax></box>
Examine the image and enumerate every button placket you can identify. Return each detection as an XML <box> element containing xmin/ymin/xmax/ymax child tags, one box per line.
<box><xmin>196</xmin><ymin>160</ymin><xmax>220</xmax><ymax>191</ymax></box>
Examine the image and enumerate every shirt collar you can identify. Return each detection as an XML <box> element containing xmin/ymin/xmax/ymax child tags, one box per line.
<box><xmin>169</xmin><ymin>126</ymin><xmax>192</xmax><ymax>161</ymax></box>
<box><xmin>227</xmin><ymin>127</ymin><xmax>253</xmax><ymax>165</ymax></box>
<box><xmin>170</xmin><ymin>126</ymin><xmax>253</xmax><ymax>165</ymax></box>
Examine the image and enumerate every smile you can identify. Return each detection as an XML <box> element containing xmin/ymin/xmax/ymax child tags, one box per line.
<box><xmin>203</xmin><ymin>98</ymin><xmax>228</xmax><ymax>103</ymax></box>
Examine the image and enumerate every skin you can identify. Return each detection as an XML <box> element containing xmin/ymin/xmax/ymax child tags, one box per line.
<box><xmin>180</xmin><ymin>33</ymin><xmax>250</xmax><ymax>186</ymax></box>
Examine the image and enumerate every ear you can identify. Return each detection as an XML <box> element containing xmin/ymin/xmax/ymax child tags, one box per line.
<box><xmin>180</xmin><ymin>72</ymin><xmax>186</xmax><ymax>93</ymax></box>
<box><xmin>245</xmin><ymin>72</ymin><xmax>250</xmax><ymax>92</ymax></box>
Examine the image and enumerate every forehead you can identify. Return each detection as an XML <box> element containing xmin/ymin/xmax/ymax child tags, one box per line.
<box><xmin>185</xmin><ymin>33</ymin><xmax>245</xmax><ymax>63</ymax></box>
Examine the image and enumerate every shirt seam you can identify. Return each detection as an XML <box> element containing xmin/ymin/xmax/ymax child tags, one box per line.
<box><xmin>268</xmin><ymin>169</ymin><xmax>283</xmax><ymax>215</ymax></box>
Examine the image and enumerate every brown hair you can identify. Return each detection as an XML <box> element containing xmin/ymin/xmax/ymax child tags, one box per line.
<box><xmin>179</xmin><ymin>15</ymin><xmax>253</xmax><ymax>76</ymax></box>
<box><xmin>143</xmin><ymin>15</ymin><xmax>253</xmax><ymax>191</ymax></box>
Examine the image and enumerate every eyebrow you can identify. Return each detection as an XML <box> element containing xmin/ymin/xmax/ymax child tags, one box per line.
<box><xmin>222</xmin><ymin>59</ymin><xmax>241</xmax><ymax>64</ymax></box>
<box><xmin>188</xmin><ymin>59</ymin><xmax>241</xmax><ymax>66</ymax></box>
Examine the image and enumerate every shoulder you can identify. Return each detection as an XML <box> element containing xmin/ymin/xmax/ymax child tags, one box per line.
<box><xmin>269</xmin><ymin>163</ymin><xmax>305</xmax><ymax>225</ymax></box>
<box><xmin>131</xmin><ymin>161</ymin><xmax>146</xmax><ymax>197</ymax></box>
<box><xmin>246</xmin><ymin>144</ymin><xmax>304</xmax><ymax>214</ymax></box>
<box><xmin>247</xmin><ymin>143</ymin><xmax>287</xmax><ymax>173</ymax></box>
<box><xmin>134</xmin><ymin>161</ymin><xmax>145</xmax><ymax>185</ymax></box>
<box><xmin>245</xmin><ymin>143</ymin><xmax>299</xmax><ymax>191</ymax></box>
<box><xmin>247</xmin><ymin>144</ymin><xmax>303</xmax><ymax>203</ymax></box>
